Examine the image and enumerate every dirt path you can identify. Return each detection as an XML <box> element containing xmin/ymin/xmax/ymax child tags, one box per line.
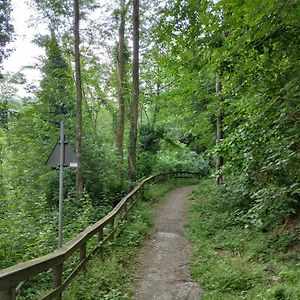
<box><xmin>133</xmin><ymin>186</ymin><xmax>203</xmax><ymax>300</ymax></box>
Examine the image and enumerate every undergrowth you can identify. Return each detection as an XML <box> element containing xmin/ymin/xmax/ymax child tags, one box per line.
<box><xmin>62</xmin><ymin>179</ymin><xmax>194</xmax><ymax>299</ymax></box>
<box><xmin>63</xmin><ymin>200</ymin><xmax>153</xmax><ymax>300</ymax></box>
<box><xmin>14</xmin><ymin>178</ymin><xmax>199</xmax><ymax>299</ymax></box>
<box><xmin>187</xmin><ymin>179</ymin><xmax>300</xmax><ymax>300</ymax></box>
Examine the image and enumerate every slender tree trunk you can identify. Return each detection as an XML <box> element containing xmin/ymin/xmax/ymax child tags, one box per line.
<box><xmin>153</xmin><ymin>78</ymin><xmax>160</xmax><ymax>125</ymax></box>
<box><xmin>74</xmin><ymin>0</ymin><xmax>83</xmax><ymax>197</ymax></box>
<box><xmin>116</xmin><ymin>0</ymin><xmax>126</xmax><ymax>178</ymax></box>
<box><xmin>128</xmin><ymin>0</ymin><xmax>139</xmax><ymax>181</ymax></box>
<box><xmin>216</xmin><ymin>75</ymin><xmax>224</xmax><ymax>185</ymax></box>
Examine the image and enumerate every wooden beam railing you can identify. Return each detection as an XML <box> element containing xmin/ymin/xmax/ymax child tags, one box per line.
<box><xmin>0</xmin><ymin>172</ymin><xmax>201</xmax><ymax>300</ymax></box>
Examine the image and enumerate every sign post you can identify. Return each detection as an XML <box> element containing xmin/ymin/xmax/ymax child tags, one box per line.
<box><xmin>58</xmin><ymin>121</ymin><xmax>64</xmax><ymax>248</ymax></box>
<box><xmin>45</xmin><ymin>122</ymin><xmax>79</xmax><ymax>248</ymax></box>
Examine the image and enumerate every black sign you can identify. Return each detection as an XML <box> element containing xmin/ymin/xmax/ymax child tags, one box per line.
<box><xmin>45</xmin><ymin>137</ymin><xmax>79</xmax><ymax>168</ymax></box>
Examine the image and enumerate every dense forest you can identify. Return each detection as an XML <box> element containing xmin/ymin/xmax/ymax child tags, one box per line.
<box><xmin>0</xmin><ymin>0</ymin><xmax>299</xmax><ymax>296</ymax></box>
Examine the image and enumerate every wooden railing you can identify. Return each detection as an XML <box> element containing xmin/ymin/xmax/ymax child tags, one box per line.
<box><xmin>0</xmin><ymin>172</ymin><xmax>201</xmax><ymax>300</ymax></box>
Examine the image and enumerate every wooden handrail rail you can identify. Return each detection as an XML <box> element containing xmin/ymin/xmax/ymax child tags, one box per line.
<box><xmin>0</xmin><ymin>172</ymin><xmax>200</xmax><ymax>299</ymax></box>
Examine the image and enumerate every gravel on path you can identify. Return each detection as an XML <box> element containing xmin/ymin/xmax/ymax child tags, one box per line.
<box><xmin>133</xmin><ymin>185</ymin><xmax>203</xmax><ymax>300</ymax></box>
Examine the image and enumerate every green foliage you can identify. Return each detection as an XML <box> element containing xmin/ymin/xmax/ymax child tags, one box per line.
<box><xmin>0</xmin><ymin>188</ymin><xmax>109</xmax><ymax>272</ymax></box>
<box><xmin>154</xmin><ymin>142</ymin><xmax>209</xmax><ymax>174</ymax></box>
<box><xmin>137</xmin><ymin>124</ymin><xmax>164</xmax><ymax>175</ymax></box>
<box><xmin>216</xmin><ymin>175</ymin><xmax>298</xmax><ymax>229</ymax></box>
<box><xmin>0</xmin><ymin>0</ymin><xmax>14</xmax><ymax>66</ymax></box>
<box><xmin>1</xmin><ymin>35</ymin><xmax>77</xmax><ymax>210</ymax></box>
<box><xmin>137</xmin><ymin>123</ymin><xmax>210</xmax><ymax>176</ymax></box>
<box><xmin>0</xmin><ymin>195</ymin><xmax>56</xmax><ymax>269</ymax></box>
<box><xmin>156</xmin><ymin>0</ymin><xmax>300</xmax><ymax>228</ymax></box>
<box><xmin>2</xmin><ymin>0</ymin><xmax>300</xmax><ymax>298</ymax></box>
<box><xmin>63</xmin><ymin>200</ymin><xmax>154</xmax><ymax>300</ymax></box>
<box><xmin>139</xmin><ymin>124</ymin><xmax>164</xmax><ymax>153</ymax></box>
<box><xmin>38</xmin><ymin>34</ymin><xmax>76</xmax><ymax>128</ymax></box>
<box><xmin>215</xmin><ymin>0</ymin><xmax>300</xmax><ymax>227</ymax></box>
<box><xmin>0</xmin><ymin>72</ymin><xmax>23</xmax><ymax>130</ymax></box>
<box><xmin>0</xmin><ymin>29</ymin><xmax>128</xmax><ymax>274</ymax></box>
<box><xmin>63</xmin><ymin>180</ymin><xmax>195</xmax><ymax>300</ymax></box>
<box><xmin>187</xmin><ymin>179</ymin><xmax>300</xmax><ymax>300</ymax></box>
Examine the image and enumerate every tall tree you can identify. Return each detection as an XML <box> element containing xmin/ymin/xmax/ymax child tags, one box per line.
<box><xmin>116</xmin><ymin>0</ymin><xmax>126</xmax><ymax>177</ymax></box>
<box><xmin>6</xmin><ymin>33</ymin><xmax>76</xmax><ymax>205</ymax></box>
<box><xmin>0</xmin><ymin>0</ymin><xmax>13</xmax><ymax>67</ymax></box>
<box><xmin>38</xmin><ymin>32</ymin><xmax>75</xmax><ymax>126</ymax></box>
<box><xmin>128</xmin><ymin>0</ymin><xmax>139</xmax><ymax>181</ymax></box>
<box><xmin>74</xmin><ymin>0</ymin><xmax>83</xmax><ymax>197</ymax></box>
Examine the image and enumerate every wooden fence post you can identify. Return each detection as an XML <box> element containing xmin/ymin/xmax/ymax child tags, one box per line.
<box><xmin>110</xmin><ymin>217</ymin><xmax>115</xmax><ymax>241</ymax></box>
<box><xmin>130</xmin><ymin>194</ymin><xmax>135</xmax><ymax>214</ymax></box>
<box><xmin>0</xmin><ymin>287</ymin><xmax>16</xmax><ymax>300</ymax></box>
<box><xmin>98</xmin><ymin>227</ymin><xmax>104</xmax><ymax>258</ymax></box>
<box><xmin>124</xmin><ymin>202</ymin><xmax>128</xmax><ymax>220</ymax></box>
<box><xmin>139</xmin><ymin>185</ymin><xmax>143</xmax><ymax>201</ymax></box>
<box><xmin>80</xmin><ymin>242</ymin><xmax>86</xmax><ymax>262</ymax></box>
<box><xmin>53</xmin><ymin>263</ymin><xmax>63</xmax><ymax>300</ymax></box>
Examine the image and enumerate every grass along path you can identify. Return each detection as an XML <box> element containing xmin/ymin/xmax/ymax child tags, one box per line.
<box><xmin>187</xmin><ymin>179</ymin><xmax>300</xmax><ymax>300</ymax></box>
<box><xmin>61</xmin><ymin>179</ymin><xmax>198</xmax><ymax>300</ymax></box>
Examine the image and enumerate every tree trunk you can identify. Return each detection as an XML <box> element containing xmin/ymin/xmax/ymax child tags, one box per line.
<box><xmin>128</xmin><ymin>0</ymin><xmax>139</xmax><ymax>181</ymax></box>
<box><xmin>216</xmin><ymin>75</ymin><xmax>224</xmax><ymax>185</ymax></box>
<box><xmin>116</xmin><ymin>0</ymin><xmax>126</xmax><ymax>178</ymax></box>
<box><xmin>153</xmin><ymin>77</ymin><xmax>160</xmax><ymax>125</ymax></box>
<box><xmin>74</xmin><ymin>0</ymin><xmax>83</xmax><ymax>197</ymax></box>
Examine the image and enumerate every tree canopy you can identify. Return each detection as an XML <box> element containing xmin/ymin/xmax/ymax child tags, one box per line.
<box><xmin>0</xmin><ymin>0</ymin><xmax>300</xmax><ymax>297</ymax></box>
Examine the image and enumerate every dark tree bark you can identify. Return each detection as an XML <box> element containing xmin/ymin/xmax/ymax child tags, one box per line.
<box><xmin>128</xmin><ymin>0</ymin><xmax>139</xmax><ymax>181</ymax></box>
<box><xmin>116</xmin><ymin>0</ymin><xmax>126</xmax><ymax>178</ymax></box>
<box><xmin>216</xmin><ymin>75</ymin><xmax>224</xmax><ymax>185</ymax></box>
<box><xmin>74</xmin><ymin>0</ymin><xmax>83</xmax><ymax>197</ymax></box>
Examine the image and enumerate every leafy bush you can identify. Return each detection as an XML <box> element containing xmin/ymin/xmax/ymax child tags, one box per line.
<box><xmin>187</xmin><ymin>179</ymin><xmax>300</xmax><ymax>300</ymax></box>
<box><xmin>218</xmin><ymin>175</ymin><xmax>298</xmax><ymax>229</ymax></box>
<box><xmin>154</xmin><ymin>142</ymin><xmax>209</xmax><ymax>175</ymax></box>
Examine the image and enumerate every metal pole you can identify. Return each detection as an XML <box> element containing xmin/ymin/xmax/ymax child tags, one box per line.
<box><xmin>58</xmin><ymin>121</ymin><xmax>64</xmax><ymax>248</ymax></box>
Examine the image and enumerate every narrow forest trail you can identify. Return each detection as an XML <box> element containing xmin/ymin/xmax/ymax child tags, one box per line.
<box><xmin>133</xmin><ymin>186</ymin><xmax>203</xmax><ymax>300</ymax></box>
